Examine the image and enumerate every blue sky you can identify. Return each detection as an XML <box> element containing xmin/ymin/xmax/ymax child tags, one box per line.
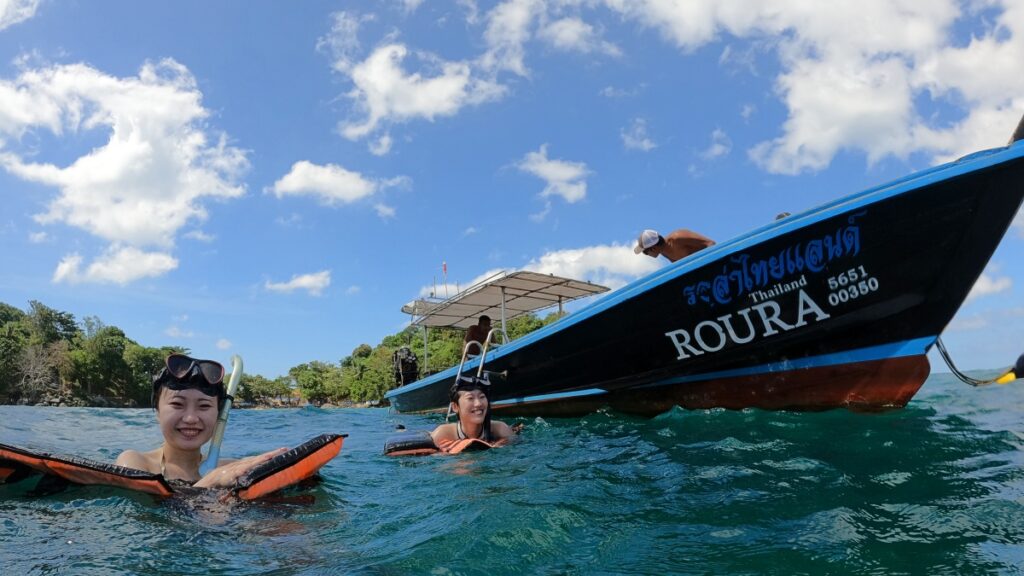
<box><xmin>1</xmin><ymin>0</ymin><xmax>1022</xmax><ymax>378</ymax></box>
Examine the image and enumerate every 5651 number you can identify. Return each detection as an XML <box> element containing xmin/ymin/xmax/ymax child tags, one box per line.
<box><xmin>827</xmin><ymin>266</ymin><xmax>879</xmax><ymax>306</ymax></box>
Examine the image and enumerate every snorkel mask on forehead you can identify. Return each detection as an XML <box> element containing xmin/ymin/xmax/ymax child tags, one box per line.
<box><xmin>449</xmin><ymin>373</ymin><xmax>491</xmax><ymax>402</ymax></box>
<box><xmin>151</xmin><ymin>353</ymin><xmax>227</xmax><ymax>408</ymax></box>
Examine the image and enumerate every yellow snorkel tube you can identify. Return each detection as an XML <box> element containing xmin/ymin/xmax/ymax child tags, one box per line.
<box><xmin>199</xmin><ymin>354</ymin><xmax>243</xmax><ymax>476</ymax></box>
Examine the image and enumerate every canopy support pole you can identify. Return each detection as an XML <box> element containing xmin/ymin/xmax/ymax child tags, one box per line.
<box><xmin>500</xmin><ymin>286</ymin><xmax>508</xmax><ymax>343</ymax></box>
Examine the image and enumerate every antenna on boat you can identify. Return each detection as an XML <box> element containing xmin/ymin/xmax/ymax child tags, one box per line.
<box><xmin>934</xmin><ymin>337</ymin><xmax>1020</xmax><ymax>386</ymax></box>
<box><xmin>1010</xmin><ymin>112</ymin><xmax>1024</xmax><ymax>144</ymax></box>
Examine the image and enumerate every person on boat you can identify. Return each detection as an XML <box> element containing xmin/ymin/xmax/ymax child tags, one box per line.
<box><xmin>431</xmin><ymin>375</ymin><xmax>514</xmax><ymax>445</ymax></box>
<box><xmin>464</xmin><ymin>315</ymin><xmax>492</xmax><ymax>356</ymax></box>
<box><xmin>116</xmin><ymin>353</ymin><xmax>286</xmax><ymax>488</ymax></box>
<box><xmin>634</xmin><ymin>228</ymin><xmax>714</xmax><ymax>262</ymax></box>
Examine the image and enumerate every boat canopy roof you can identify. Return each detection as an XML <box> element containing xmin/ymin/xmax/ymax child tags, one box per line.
<box><xmin>401</xmin><ymin>270</ymin><xmax>610</xmax><ymax>329</ymax></box>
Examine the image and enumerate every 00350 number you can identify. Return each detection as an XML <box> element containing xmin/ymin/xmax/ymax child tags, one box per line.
<box><xmin>828</xmin><ymin>277</ymin><xmax>879</xmax><ymax>306</ymax></box>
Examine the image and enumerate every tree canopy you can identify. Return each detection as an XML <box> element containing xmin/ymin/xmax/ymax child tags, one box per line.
<box><xmin>0</xmin><ymin>299</ymin><xmax>561</xmax><ymax>407</ymax></box>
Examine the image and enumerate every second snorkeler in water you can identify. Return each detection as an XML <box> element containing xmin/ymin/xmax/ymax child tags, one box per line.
<box><xmin>431</xmin><ymin>375</ymin><xmax>515</xmax><ymax>445</ymax></box>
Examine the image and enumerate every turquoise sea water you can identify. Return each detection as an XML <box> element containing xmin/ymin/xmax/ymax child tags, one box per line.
<box><xmin>2</xmin><ymin>372</ymin><xmax>1023</xmax><ymax>575</ymax></box>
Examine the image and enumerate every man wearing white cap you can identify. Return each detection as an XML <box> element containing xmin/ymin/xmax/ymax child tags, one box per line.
<box><xmin>634</xmin><ymin>229</ymin><xmax>714</xmax><ymax>263</ymax></box>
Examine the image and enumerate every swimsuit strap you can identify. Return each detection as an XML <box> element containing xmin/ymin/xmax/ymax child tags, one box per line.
<box><xmin>456</xmin><ymin>420</ymin><xmax>491</xmax><ymax>442</ymax></box>
<box><xmin>160</xmin><ymin>449</ymin><xmax>199</xmax><ymax>485</ymax></box>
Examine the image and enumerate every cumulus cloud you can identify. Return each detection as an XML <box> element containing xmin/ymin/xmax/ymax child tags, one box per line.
<box><xmin>604</xmin><ymin>0</ymin><xmax>1024</xmax><ymax>173</ymax></box>
<box><xmin>700</xmin><ymin>128</ymin><xmax>732</xmax><ymax>160</ymax></box>
<box><xmin>416</xmin><ymin>266</ymin><xmax>521</xmax><ymax>301</ymax></box>
<box><xmin>524</xmin><ymin>243</ymin><xmax>662</xmax><ymax>290</ymax></box>
<box><xmin>374</xmin><ymin>203</ymin><xmax>396</xmax><ymax>219</ymax></box>
<box><xmin>0</xmin><ymin>0</ymin><xmax>39</xmax><ymax>30</ymax></box>
<box><xmin>335</xmin><ymin>42</ymin><xmax>505</xmax><ymax>145</ymax></box>
<box><xmin>265</xmin><ymin>270</ymin><xmax>332</xmax><ymax>296</ymax></box>
<box><xmin>538</xmin><ymin>17</ymin><xmax>621</xmax><ymax>56</ymax></box>
<box><xmin>621</xmin><ymin>118</ymin><xmax>657</xmax><ymax>151</ymax></box>
<box><xmin>0</xmin><ymin>59</ymin><xmax>247</xmax><ymax>284</ymax></box>
<box><xmin>28</xmin><ymin>231</ymin><xmax>48</xmax><ymax>243</ymax></box>
<box><xmin>966</xmin><ymin>270</ymin><xmax>1012</xmax><ymax>302</ymax></box>
<box><xmin>53</xmin><ymin>247</ymin><xmax>179</xmax><ymax>285</ymax></box>
<box><xmin>165</xmin><ymin>325</ymin><xmax>194</xmax><ymax>338</ymax></box>
<box><xmin>418</xmin><ymin>243</ymin><xmax>663</xmax><ymax>300</ymax></box>
<box><xmin>479</xmin><ymin>0</ymin><xmax>543</xmax><ymax>76</ymax></box>
<box><xmin>517</xmin><ymin>144</ymin><xmax>589</xmax><ymax>205</ymax></box>
<box><xmin>184</xmin><ymin>230</ymin><xmax>215</xmax><ymax>242</ymax></box>
<box><xmin>269</xmin><ymin>160</ymin><xmax>408</xmax><ymax>209</ymax></box>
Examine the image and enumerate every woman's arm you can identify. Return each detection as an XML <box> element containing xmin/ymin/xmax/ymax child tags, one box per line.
<box><xmin>192</xmin><ymin>447</ymin><xmax>288</xmax><ymax>489</ymax></box>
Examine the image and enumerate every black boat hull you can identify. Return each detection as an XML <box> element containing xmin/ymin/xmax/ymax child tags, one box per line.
<box><xmin>387</xmin><ymin>144</ymin><xmax>1024</xmax><ymax>416</ymax></box>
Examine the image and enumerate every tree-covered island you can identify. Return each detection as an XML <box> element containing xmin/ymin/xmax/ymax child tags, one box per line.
<box><xmin>0</xmin><ymin>299</ymin><xmax>559</xmax><ymax>408</ymax></box>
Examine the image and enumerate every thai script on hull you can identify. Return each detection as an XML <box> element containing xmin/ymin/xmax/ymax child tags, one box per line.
<box><xmin>683</xmin><ymin>211</ymin><xmax>866</xmax><ymax>307</ymax></box>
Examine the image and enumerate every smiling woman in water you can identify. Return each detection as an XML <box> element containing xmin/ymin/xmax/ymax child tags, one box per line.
<box><xmin>431</xmin><ymin>376</ymin><xmax>514</xmax><ymax>445</ymax></box>
<box><xmin>115</xmin><ymin>354</ymin><xmax>286</xmax><ymax>488</ymax></box>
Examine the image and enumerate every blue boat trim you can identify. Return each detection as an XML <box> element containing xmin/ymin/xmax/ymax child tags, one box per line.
<box><xmin>634</xmin><ymin>337</ymin><xmax>936</xmax><ymax>389</ymax></box>
<box><xmin>388</xmin><ymin>143</ymin><xmax>1024</xmax><ymax>402</ymax></box>
<box><xmin>491</xmin><ymin>388</ymin><xmax>608</xmax><ymax>407</ymax></box>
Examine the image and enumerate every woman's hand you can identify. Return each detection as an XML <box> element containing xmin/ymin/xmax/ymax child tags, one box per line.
<box><xmin>193</xmin><ymin>447</ymin><xmax>288</xmax><ymax>489</ymax></box>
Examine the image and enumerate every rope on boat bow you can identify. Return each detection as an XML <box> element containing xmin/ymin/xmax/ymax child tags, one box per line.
<box><xmin>934</xmin><ymin>337</ymin><xmax>1019</xmax><ymax>387</ymax></box>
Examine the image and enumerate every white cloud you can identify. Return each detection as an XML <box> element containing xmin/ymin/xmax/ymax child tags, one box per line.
<box><xmin>524</xmin><ymin>243</ymin><xmax>662</xmax><ymax>290</ymax></box>
<box><xmin>216</xmin><ymin>338</ymin><xmax>232</xmax><ymax>350</ymax></box>
<box><xmin>270</xmin><ymin>161</ymin><xmax>407</xmax><ymax>207</ymax></box>
<box><xmin>275</xmin><ymin>213</ymin><xmax>304</xmax><ymax>227</ymax></box>
<box><xmin>517</xmin><ymin>144</ymin><xmax>589</xmax><ymax>205</ymax></box>
<box><xmin>369</xmin><ymin>134</ymin><xmax>393</xmax><ymax>156</ymax></box>
<box><xmin>317</xmin><ymin>11</ymin><xmax>367</xmax><ymax>74</ymax></box>
<box><xmin>417</xmin><ymin>267</ymin><xmax>504</xmax><ymax>299</ymax></box>
<box><xmin>539</xmin><ymin>17</ymin><xmax>621</xmax><ymax>56</ymax></box>
<box><xmin>337</xmin><ymin>43</ymin><xmax>506</xmax><ymax>145</ymax></box>
<box><xmin>346</xmin><ymin>285</ymin><xmax>361</xmax><ymax>295</ymax></box>
<box><xmin>184</xmin><ymin>230</ymin><xmax>215</xmax><ymax>242</ymax></box>
<box><xmin>0</xmin><ymin>0</ymin><xmax>39</xmax><ymax>30</ymax></box>
<box><xmin>599</xmin><ymin>85</ymin><xmax>639</xmax><ymax>98</ymax></box>
<box><xmin>463</xmin><ymin>226</ymin><xmax>478</xmax><ymax>236</ymax></box>
<box><xmin>700</xmin><ymin>128</ymin><xmax>732</xmax><ymax>160</ymax></box>
<box><xmin>479</xmin><ymin>0</ymin><xmax>543</xmax><ymax>76</ymax></box>
<box><xmin>28</xmin><ymin>231</ymin><xmax>48</xmax><ymax>243</ymax></box>
<box><xmin>621</xmin><ymin>118</ymin><xmax>657</xmax><ymax>151</ymax></box>
<box><xmin>53</xmin><ymin>247</ymin><xmax>178</xmax><ymax>285</ymax></box>
<box><xmin>605</xmin><ymin>0</ymin><xmax>1024</xmax><ymax>173</ymax></box>
<box><xmin>400</xmin><ymin>0</ymin><xmax>425</xmax><ymax>13</ymax></box>
<box><xmin>947</xmin><ymin>313</ymin><xmax>990</xmax><ymax>331</ymax></box>
<box><xmin>740</xmin><ymin>103</ymin><xmax>755</xmax><ymax>120</ymax></box>
<box><xmin>416</xmin><ymin>241</ymin><xmax>664</xmax><ymax>301</ymax></box>
<box><xmin>0</xmin><ymin>59</ymin><xmax>247</xmax><ymax>284</ymax></box>
<box><xmin>374</xmin><ymin>203</ymin><xmax>396</xmax><ymax>218</ymax></box>
<box><xmin>966</xmin><ymin>270</ymin><xmax>1012</xmax><ymax>302</ymax></box>
<box><xmin>165</xmin><ymin>325</ymin><xmax>194</xmax><ymax>338</ymax></box>
<box><xmin>265</xmin><ymin>270</ymin><xmax>332</xmax><ymax>296</ymax></box>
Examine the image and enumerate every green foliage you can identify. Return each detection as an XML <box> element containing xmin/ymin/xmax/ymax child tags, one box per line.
<box><xmin>26</xmin><ymin>300</ymin><xmax>79</xmax><ymax>345</ymax></box>
<box><xmin>0</xmin><ymin>300</ymin><xmax>181</xmax><ymax>406</ymax></box>
<box><xmin>0</xmin><ymin>318</ymin><xmax>29</xmax><ymax>398</ymax></box>
<box><xmin>290</xmin><ymin>361</ymin><xmax>340</xmax><ymax>405</ymax></box>
<box><xmin>0</xmin><ymin>299</ymin><xmax>558</xmax><ymax>407</ymax></box>
<box><xmin>239</xmin><ymin>373</ymin><xmax>294</xmax><ymax>405</ymax></box>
